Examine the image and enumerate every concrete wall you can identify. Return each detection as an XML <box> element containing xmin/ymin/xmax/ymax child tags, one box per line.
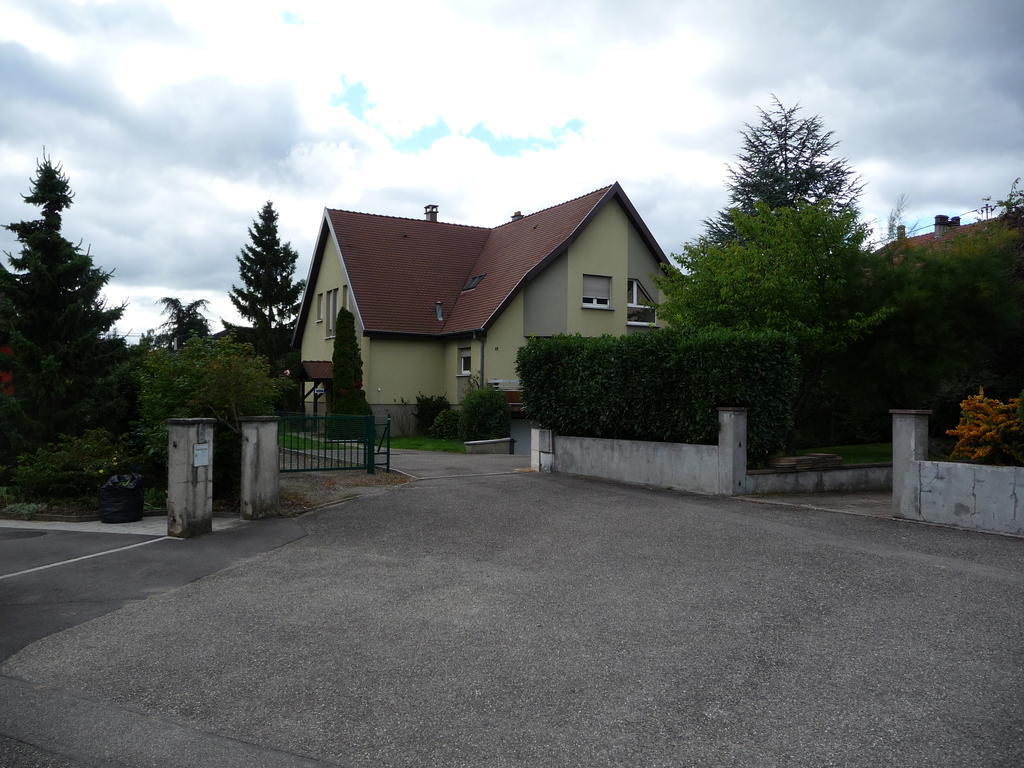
<box><xmin>538</xmin><ymin>409</ymin><xmax>748</xmax><ymax>496</ymax></box>
<box><xmin>370</xmin><ymin>404</ymin><xmax>416</xmax><ymax>437</ymax></box>
<box><xmin>891</xmin><ymin>410</ymin><xmax>1024</xmax><ymax>536</ymax></box>
<box><xmin>553</xmin><ymin>435</ymin><xmax>720</xmax><ymax>494</ymax></box>
<box><xmin>748</xmin><ymin>464</ymin><xmax>892</xmax><ymax>494</ymax></box>
<box><xmin>911</xmin><ymin>461</ymin><xmax>1024</xmax><ymax>535</ymax></box>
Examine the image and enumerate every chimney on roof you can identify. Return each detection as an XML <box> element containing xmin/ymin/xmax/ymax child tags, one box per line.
<box><xmin>424</xmin><ymin>204</ymin><xmax>438</xmax><ymax>222</ymax></box>
<box><xmin>511</xmin><ymin>211</ymin><xmax>524</xmax><ymax>221</ymax></box>
<box><xmin>934</xmin><ymin>214</ymin><xmax>950</xmax><ymax>237</ymax></box>
<box><xmin>897</xmin><ymin>224</ymin><xmax>906</xmax><ymax>240</ymax></box>
<box><xmin>949</xmin><ymin>216</ymin><xmax>961</xmax><ymax>228</ymax></box>
<box><xmin>435</xmin><ymin>300</ymin><xmax>444</xmax><ymax>322</ymax></box>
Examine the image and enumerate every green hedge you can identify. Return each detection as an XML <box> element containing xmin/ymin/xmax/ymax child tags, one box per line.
<box><xmin>515</xmin><ymin>329</ymin><xmax>799</xmax><ymax>461</ymax></box>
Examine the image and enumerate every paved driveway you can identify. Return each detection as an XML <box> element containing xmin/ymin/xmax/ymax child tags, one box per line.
<box><xmin>2</xmin><ymin>471</ymin><xmax>1023</xmax><ymax>767</ymax></box>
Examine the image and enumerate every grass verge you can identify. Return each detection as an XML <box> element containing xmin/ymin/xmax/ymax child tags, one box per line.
<box><xmin>796</xmin><ymin>443</ymin><xmax>892</xmax><ymax>464</ymax></box>
<box><xmin>390</xmin><ymin>436</ymin><xmax>466</xmax><ymax>453</ymax></box>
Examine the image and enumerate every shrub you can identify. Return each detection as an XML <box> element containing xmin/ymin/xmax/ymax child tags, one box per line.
<box><xmin>430</xmin><ymin>409</ymin><xmax>460</xmax><ymax>440</ymax></box>
<box><xmin>515</xmin><ymin>328</ymin><xmax>799</xmax><ymax>461</ymax></box>
<box><xmin>460</xmin><ymin>387</ymin><xmax>510</xmax><ymax>441</ymax></box>
<box><xmin>139</xmin><ymin>336</ymin><xmax>281</xmax><ymax>497</ymax></box>
<box><xmin>331</xmin><ymin>307</ymin><xmax>371</xmax><ymax>416</ymax></box>
<box><xmin>946</xmin><ymin>390</ymin><xmax>1023</xmax><ymax>466</ymax></box>
<box><xmin>415</xmin><ymin>394</ymin><xmax>451</xmax><ymax>434</ymax></box>
<box><xmin>12</xmin><ymin>429</ymin><xmax>134</xmax><ymax>500</ymax></box>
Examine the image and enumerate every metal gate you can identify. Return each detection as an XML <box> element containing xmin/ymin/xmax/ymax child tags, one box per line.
<box><xmin>277</xmin><ymin>413</ymin><xmax>390</xmax><ymax>473</ymax></box>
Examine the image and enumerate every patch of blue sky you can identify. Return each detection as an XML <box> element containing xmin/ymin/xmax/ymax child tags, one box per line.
<box><xmin>467</xmin><ymin>119</ymin><xmax>584</xmax><ymax>157</ymax></box>
<box><xmin>392</xmin><ymin>119</ymin><xmax>452</xmax><ymax>153</ymax></box>
<box><xmin>329</xmin><ymin>82</ymin><xmax>372</xmax><ymax>121</ymax></box>
<box><xmin>281</xmin><ymin>10</ymin><xmax>303</xmax><ymax>25</ymax></box>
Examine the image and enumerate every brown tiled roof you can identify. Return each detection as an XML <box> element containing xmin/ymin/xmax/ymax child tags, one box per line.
<box><xmin>899</xmin><ymin>220</ymin><xmax>982</xmax><ymax>249</ymax></box>
<box><xmin>297</xmin><ymin>183</ymin><xmax>666</xmax><ymax>340</ymax></box>
<box><xmin>302</xmin><ymin>360</ymin><xmax>333</xmax><ymax>380</ymax></box>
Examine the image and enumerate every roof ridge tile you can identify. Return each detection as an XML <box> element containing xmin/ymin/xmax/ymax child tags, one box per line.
<box><xmin>327</xmin><ymin>208</ymin><xmax>491</xmax><ymax>231</ymax></box>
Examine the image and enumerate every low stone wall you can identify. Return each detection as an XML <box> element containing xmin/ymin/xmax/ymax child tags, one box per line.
<box><xmin>553</xmin><ymin>435</ymin><xmax>720</xmax><ymax>494</ymax></box>
<box><xmin>370</xmin><ymin>404</ymin><xmax>416</xmax><ymax>436</ymax></box>
<box><xmin>532</xmin><ymin>408</ymin><xmax>748</xmax><ymax>496</ymax></box>
<box><xmin>465</xmin><ymin>437</ymin><xmax>514</xmax><ymax>455</ymax></box>
<box><xmin>892</xmin><ymin>409</ymin><xmax>1024</xmax><ymax>536</ymax></box>
<box><xmin>904</xmin><ymin>459</ymin><xmax>1024</xmax><ymax>536</ymax></box>
<box><xmin>747</xmin><ymin>464</ymin><xmax>891</xmax><ymax>494</ymax></box>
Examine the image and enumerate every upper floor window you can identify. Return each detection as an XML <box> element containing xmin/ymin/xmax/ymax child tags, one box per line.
<box><xmin>582</xmin><ymin>274</ymin><xmax>611</xmax><ymax>308</ymax></box>
<box><xmin>325</xmin><ymin>288</ymin><xmax>339</xmax><ymax>337</ymax></box>
<box><xmin>315</xmin><ymin>292</ymin><xmax>323</xmax><ymax>323</ymax></box>
<box><xmin>627</xmin><ymin>279</ymin><xmax>656</xmax><ymax>325</ymax></box>
<box><xmin>458</xmin><ymin>347</ymin><xmax>472</xmax><ymax>376</ymax></box>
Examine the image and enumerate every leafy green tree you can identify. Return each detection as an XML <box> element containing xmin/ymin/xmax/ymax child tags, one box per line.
<box><xmin>0</xmin><ymin>154</ymin><xmax>127</xmax><ymax>469</ymax></box>
<box><xmin>330</xmin><ymin>307</ymin><xmax>370</xmax><ymax>415</ymax></box>
<box><xmin>226</xmin><ymin>201</ymin><xmax>304</xmax><ymax>369</ymax></box>
<box><xmin>155</xmin><ymin>297</ymin><xmax>210</xmax><ymax>350</ymax></box>
<box><xmin>705</xmin><ymin>97</ymin><xmax>863</xmax><ymax>243</ymax></box>
<box><xmin>659</xmin><ymin>202</ymin><xmax>888</xmax><ymax>444</ymax></box>
<box><xmin>139</xmin><ymin>336</ymin><xmax>281</xmax><ymax>496</ymax></box>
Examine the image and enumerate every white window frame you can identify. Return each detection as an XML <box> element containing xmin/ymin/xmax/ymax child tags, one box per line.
<box><xmin>315</xmin><ymin>292</ymin><xmax>323</xmax><ymax>323</ymax></box>
<box><xmin>582</xmin><ymin>274</ymin><xmax>612</xmax><ymax>309</ymax></box>
<box><xmin>325</xmin><ymin>288</ymin><xmax>339</xmax><ymax>337</ymax></box>
<box><xmin>626</xmin><ymin>279</ymin><xmax>657</xmax><ymax>326</ymax></box>
<box><xmin>458</xmin><ymin>346</ymin><xmax>471</xmax><ymax>376</ymax></box>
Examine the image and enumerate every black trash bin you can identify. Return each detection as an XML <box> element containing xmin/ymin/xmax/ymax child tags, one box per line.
<box><xmin>99</xmin><ymin>473</ymin><xmax>144</xmax><ymax>524</ymax></box>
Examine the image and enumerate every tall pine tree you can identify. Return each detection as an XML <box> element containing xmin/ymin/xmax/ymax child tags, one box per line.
<box><xmin>0</xmin><ymin>154</ymin><xmax>126</xmax><ymax>464</ymax></box>
<box><xmin>227</xmin><ymin>201</ymin><xmax>304</xmax><ymax>369</ymax></box>
<box><xmin>704</xmin><ymin>96</ymin><xmax>863</xmax><ymax>243</ymax></box>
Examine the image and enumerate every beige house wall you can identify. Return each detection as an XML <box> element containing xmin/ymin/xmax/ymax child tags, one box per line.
<box><xmin>485</xmin><ymin>292</ymin><xmax>525</xmax><ymax>385</ymax></box>
<box><xmin>566</xmin><ymin>200</ymin><xmax>630</xmax><ymax>336</ymax></box>
<box><xmin>522</xmin><ymin>253</ymin><xmax>568</xmax><ymax>337</ymax></box>
<box><xmin>364</xmin><ymin>338</ymin><xmax>445</xmax><ymax>405</ymax></box>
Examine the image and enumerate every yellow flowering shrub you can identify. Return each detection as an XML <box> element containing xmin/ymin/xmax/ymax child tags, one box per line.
<box><xmin>946</xmin><ymin>390</ymin><xmax>1024</xmax><ymax>466</ymax></box>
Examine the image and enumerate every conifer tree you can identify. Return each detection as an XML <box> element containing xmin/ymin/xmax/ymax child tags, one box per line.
<box><xmin>704</xmin><ymin>96</ymin><xmax>863</xmax><ymax>243</ymax></box>
<box><xmin>0</xmin><ymin>154</ymin><xmax>126</xmax><ymax>463</ymax></box>
<box><xmin>330</xmin><ymin>307</ymin><xmax>371</xmax><ymax>415</ymax></box>
<box><xmin>227</xmin><ymin>201</ymin><xmax>304</xmax><ymax>368</ymax></box>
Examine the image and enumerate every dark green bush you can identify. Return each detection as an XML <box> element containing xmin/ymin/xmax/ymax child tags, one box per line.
<box><xmin>460</xmin><ymin>387</ymin><xmax>510</xmax><ymax>441</ymax></box>
<box><xmin>430</xmin><ymin>409</ymin><xmax>460</xmax><ymax>440</ymax></box>
<box><xmin>415</xmin><ymin>393</ymin><xmax>451</xmax><ymax>434</ymax></box>
<box><xmin>515</xmin><ymin>329</ymin><xmax>799</xmax><ymax>461</ymax></box>
<box><xmin>13</xmin><ymin>429</ymin><xmax>136</xmax><ymax>500</ymax></box>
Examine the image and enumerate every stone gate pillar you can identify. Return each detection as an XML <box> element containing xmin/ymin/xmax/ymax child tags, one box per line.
<box><xmin>890</xmin><ymin>409</ymin><xmax>930</xmax><ymax>519</ymax></box>
<box><xmin>717</xmin><ymin>407</ymin><xmax>749</xmax><ymax>495</ymax></box>
<box><xmin>240</xmin><ymin>416</ymin><xmax>280</xmax><ymax>520</ymax></box>
<box><xmin>166</xmin><ymin>418</ymin><xmax>215</xmax><ymax>538</ymax></box>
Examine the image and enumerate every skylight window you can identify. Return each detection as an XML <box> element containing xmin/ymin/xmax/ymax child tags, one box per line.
<box><xmin>462</xmin><ymin>274</ymin><xmax>486</xmax><ymax>291</ymax></box>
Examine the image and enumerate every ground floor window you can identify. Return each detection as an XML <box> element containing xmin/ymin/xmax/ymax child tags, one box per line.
<box><xmin>458</xmin><ymin>346</ymin><xmax>471</xmax><ymax>376</ymax></box>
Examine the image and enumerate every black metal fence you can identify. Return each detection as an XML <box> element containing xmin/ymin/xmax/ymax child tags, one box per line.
<box><xmin>277</xmin><ymin>412</ymin><xmax>390</xmax><ymax>473</ymax></box>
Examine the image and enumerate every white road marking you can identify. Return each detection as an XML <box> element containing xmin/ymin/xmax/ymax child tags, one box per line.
<box><xmin>0</xmin><ymin>536</ymin><xmax>176</xmax><ymax>580</ymax></box>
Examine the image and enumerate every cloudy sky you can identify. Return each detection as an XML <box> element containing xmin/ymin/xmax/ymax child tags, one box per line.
<box><xmin>2</xmin><ymin>0</ymin><xmax>1022</xmax><ymax>338</ymax></box>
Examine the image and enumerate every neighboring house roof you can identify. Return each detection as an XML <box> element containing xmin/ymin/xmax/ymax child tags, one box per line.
<box><xmin>294</xmin><ymin>182</ymin><xmax>668</xmax><ymax>342</ymax></box>
<box><xmin>900</xmin><ymin>219</ymin><xmax>982</xmax><ymax>249</ymax></box>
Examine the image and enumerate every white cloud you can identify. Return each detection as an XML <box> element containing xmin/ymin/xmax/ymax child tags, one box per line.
<box><xmin>1</xmin><ymin>0</ymin><xmax>1022</xmax><ymax>339</ymax></box>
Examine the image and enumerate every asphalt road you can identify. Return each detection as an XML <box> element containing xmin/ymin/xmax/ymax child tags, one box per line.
<box><xmin>2</xmin><ymin>470</ymin><xmax>1023</xmax><ymax>767</ymax></box>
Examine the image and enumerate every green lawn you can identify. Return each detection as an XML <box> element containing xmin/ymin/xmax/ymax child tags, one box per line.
<box><xmin>796</xmin><ymin>443</ymin><xmax>892</xmax><ymax>464</ymax></box>
<box><xmin>390</xmin><ymin>436</ymin><xmax>466</xmax><ymax>453</ymax></box>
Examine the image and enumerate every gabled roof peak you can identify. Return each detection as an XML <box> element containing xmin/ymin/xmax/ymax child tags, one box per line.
<box><xmin>492</xmin><ymin>184</ymin><xmax>616</xmax><ymax>229</ymax></box>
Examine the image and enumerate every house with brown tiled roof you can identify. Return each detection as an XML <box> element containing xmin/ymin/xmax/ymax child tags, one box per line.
<box><xmin>292</xmin><ymin>183</ymin><xmax>669</xmax><ymax>433</ymax></box>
